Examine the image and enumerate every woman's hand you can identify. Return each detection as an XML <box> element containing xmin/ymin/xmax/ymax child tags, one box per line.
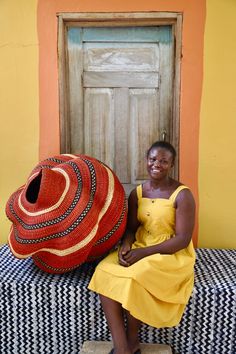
<box><xmin>118</xmin><ymin>241</ymin><xmax>132</xmax><ymax>267</ymax></box>
<box><xmin>120</xmin><ymin>248</ymin><xmax>147</xmax><ymax>266</ymax></box>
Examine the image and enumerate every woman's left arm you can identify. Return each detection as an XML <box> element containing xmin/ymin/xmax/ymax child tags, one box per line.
<box><xmin>123</xmin><ymin>189</ymin><xmax>195</xmax><ymax>265</ymax></box>
<box><xmin>165</xmin><ymin>188</ymin><xmax>196</xmax><ymax>252</ymax></box>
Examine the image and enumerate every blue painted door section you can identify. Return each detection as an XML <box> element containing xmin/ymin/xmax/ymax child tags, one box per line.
<box><xmin>66</xmin><ymin>26</ymin><xmax>173</xmax><ymax>192</ymax></box>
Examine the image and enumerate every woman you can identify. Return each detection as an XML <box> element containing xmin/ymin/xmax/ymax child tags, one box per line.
<box><xmin>88</xmin><ymin>141</ymin><xmax>196</xmax><ymax>354</ymax></box>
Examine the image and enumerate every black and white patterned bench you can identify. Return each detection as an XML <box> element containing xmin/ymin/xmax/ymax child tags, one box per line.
<box><xmin>0</xmin><ymin>245</ymin><xmax>235</xmax><ymax>354</ymax></box>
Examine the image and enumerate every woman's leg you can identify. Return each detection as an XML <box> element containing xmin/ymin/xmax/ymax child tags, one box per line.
<box><xmin>99</xmin><ymin>294</ymin><xmax>132</xmax><ymax>354</ymax></box>
<box><xmin>125</xmin><ymin>311</ymin><xmax>141</xmax><ymax>353</ymax></box>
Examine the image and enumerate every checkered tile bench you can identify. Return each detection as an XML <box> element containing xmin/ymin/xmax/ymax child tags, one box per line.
<box><xmin>0</xmin><ymin>245</ymin><xmax>235</xmax><ymax>354</ymax></box>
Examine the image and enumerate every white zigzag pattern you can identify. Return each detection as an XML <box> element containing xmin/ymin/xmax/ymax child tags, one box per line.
<box><xmin>0</xmin><ymin>246</ymin><xmax>235</xmax><ymax>353</ymax></box>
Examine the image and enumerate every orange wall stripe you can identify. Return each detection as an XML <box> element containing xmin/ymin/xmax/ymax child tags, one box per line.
<box><xmin>37</xmin><ymin>0</ymin><xmax>206</xmax><ymax>246</ymax></box>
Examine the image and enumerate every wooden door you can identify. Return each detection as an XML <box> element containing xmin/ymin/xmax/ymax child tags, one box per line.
<box><xmin>65</xmin><ymin>26</ymin><xmax>174</xmax><ymax>194</ymax></box>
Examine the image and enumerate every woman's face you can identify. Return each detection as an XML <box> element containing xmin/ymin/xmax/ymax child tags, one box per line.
<box><xmin>147</xmin><ymin>147</ymin><xmax>174</xmax><ymax>181</ymax></box>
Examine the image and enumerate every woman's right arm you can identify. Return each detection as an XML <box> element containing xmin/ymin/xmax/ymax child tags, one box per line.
<box><xmin>118</xmin><ymin>188</ymin><xmax>140</xmax><ymax>266</ymax></box>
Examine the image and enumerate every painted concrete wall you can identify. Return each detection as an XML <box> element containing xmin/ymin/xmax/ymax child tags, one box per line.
<box><xmin>0</xmin><ymin>0</ymin><xmax>235</xmax><ymax>249</ymax></box>
<box><xmin>0</xmin><ymin>0</ymin><xmax>39</xmax><ymax>243</ymax></box>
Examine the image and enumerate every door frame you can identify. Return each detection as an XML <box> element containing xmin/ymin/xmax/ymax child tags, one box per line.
<box><xmin>57</xmin><ymin>12</ymin><xmax>182</xmax><ymax>178</ymax></box>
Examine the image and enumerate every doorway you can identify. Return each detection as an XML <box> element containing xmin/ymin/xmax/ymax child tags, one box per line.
<box><xmin>58</xmin><ymin>13</ymin><xmax>182</xmax><ymax>194</ymax></box>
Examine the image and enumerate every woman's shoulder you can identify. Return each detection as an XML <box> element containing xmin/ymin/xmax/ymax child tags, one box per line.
<box><xmin>173</xmin><ymin>183</ymin><xmax>195</xmax><ymax>206</ymax></box>
<box><xmin>167</xmin><ymin>180</ymin><xmax>194</xmax><ymax>204</ymax></box>
<box><xmin>170</xmin><ymin>179</ymin><xmax>192</xmax><ymax>192</ymax></box>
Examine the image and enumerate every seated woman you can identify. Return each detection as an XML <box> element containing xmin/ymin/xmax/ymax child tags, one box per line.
<box><xmin>88</xmin><ymin>141</ymin><xmax>196</xmax><ymax>354</ymax></box>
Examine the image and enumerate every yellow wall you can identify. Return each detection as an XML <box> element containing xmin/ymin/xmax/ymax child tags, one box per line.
<box><xmin>1</xmin><ymin>0</ymin><xmax>236</xmax><ymax>249</ymax></box>
<box><xmin>199</xmin><ymin>0</ymin><xmax>236</xmax><ymax>248</ymax></box>
<box><xmin>0</xmin><ymin>0</ymin><xmax>39</xmax><ymax>243</ymax></box>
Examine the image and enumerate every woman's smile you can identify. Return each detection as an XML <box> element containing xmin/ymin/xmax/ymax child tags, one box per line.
<box><xmin>151</xmin><ymin>168</ymin><xmax>162</xmax><ymax>173</ymax></box>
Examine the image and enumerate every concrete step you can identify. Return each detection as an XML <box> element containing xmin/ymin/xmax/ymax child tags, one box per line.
<box><xmin>80</xmin><ymin>341</ymin><xmax>172</xmax><ymax>354</ymax></box>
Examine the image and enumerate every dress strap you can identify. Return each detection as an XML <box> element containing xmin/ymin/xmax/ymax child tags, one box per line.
<box><xmin>136</xmin><ymin>184</ymin><xmax>142</xmax><ymax>200</ymax></box>
<box><xmin>169</xmin><ymin>185</ymin><xmax>189</xmax><ymax>202</ymax></box>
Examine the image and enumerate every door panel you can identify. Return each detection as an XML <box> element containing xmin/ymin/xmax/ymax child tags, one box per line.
<box><xmin>83</xmin><ymin>72</ymin><xmax>159</xmax><ymax>88</ymax></box>
<box><xmin>83</xmin><ymin>42</ymin><xmax>159</xmax><ymax>71</ymax></box>
<box><xmin>84</xmin><ymin>88</ymin><xmax>114</xmax><ymax>168</ymax></box>
<box><xmin>130</xmin><ymin>89</ymin><xmax>159</xmax><ymax>183</ymax></box>
<box><xmin>114</xmin><ymin>88</ymin><xmax>130</xmax><ymax>183</ymax></box>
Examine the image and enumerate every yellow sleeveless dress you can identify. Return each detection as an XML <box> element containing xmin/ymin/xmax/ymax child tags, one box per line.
<box><xmin>88</xmin><ymin>185</ymin><xmax>195</xmax><ymax>328</ymax></box>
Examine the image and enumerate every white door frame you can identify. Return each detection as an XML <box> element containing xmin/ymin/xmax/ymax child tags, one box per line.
<box><xmin>57</xmin><ymin>12</ymin><xmax>182</xmax><ymax>178</ymax></box>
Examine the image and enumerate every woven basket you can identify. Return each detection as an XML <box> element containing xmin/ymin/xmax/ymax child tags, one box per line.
<box><xmin>6</xmin><ymin>154</ymin><xmax>127</xmax><ymax>273</ymax></box>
